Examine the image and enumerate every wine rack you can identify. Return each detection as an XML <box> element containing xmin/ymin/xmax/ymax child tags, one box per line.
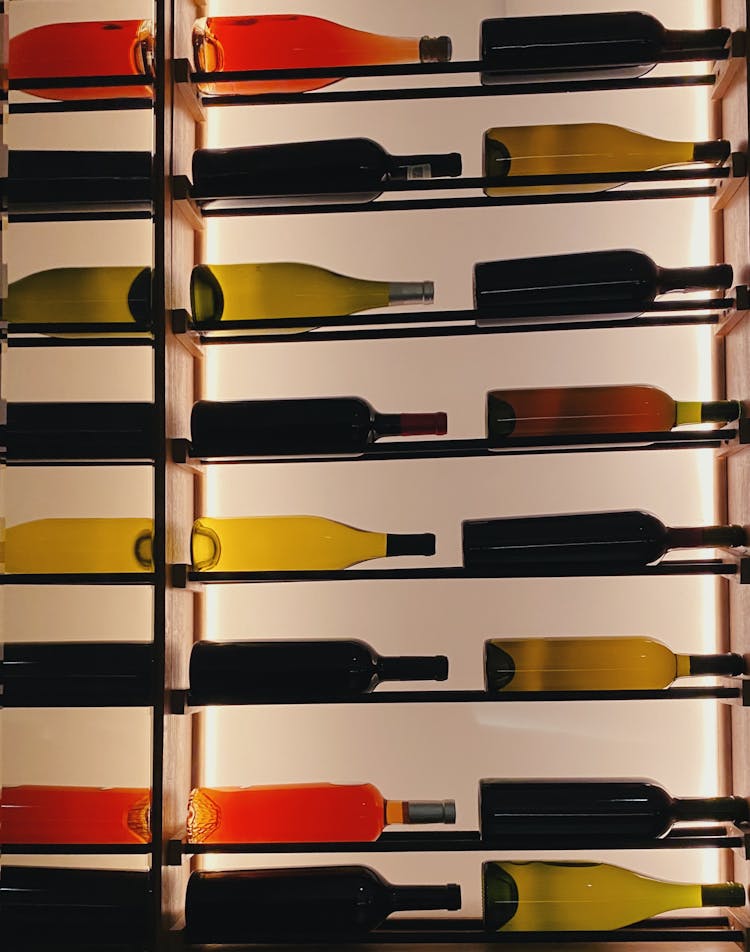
<box><xmin>4</xmin><ymin>0</ymin><xmax>750</xmax><ymax>950</ymax></box>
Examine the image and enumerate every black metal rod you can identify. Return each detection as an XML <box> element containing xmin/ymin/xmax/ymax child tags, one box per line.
<box><xmin>183</xmin><ymin>830</ymin><xmax>742</xmax><ymax>854</ymax></box>
<box><xmin>200</xmin><ymin>187</ymin><xmax>717</xmax><ymax>218</ymax></box>
<box><xmin>201</xmin><ymin>74</ymin><xmax>716</xmax><ymax>107</ymax></box>
<box><xmin>0</xmin><ymin>573</ymin><xmax>156</xmax><ymax>586</ymax></box>
<box><xmin>191</xmin><ymin>54</ymin><xmax>726</xmax><ymax>84</ymax></box>
<box><xmin>10</xmin><ymin>75</ymin><xmax>154</xmax><ymax>91</ymax></box>
<box><xmin>187</xmin><ymin>560</ymin><xmax>737</xmax><ymax>584</ymax></box>
<box><xmin>186</xmin><ymin>431</ymin><xmax>736</xmax><ymax>466</ymax></box>
<box><xmin>186</xmin><ymin>686</ymin><xmax>740</xmax><ymax>705</ymax></box>
<box><xmin>198</xmin><ymin>314</ymin><xmax>721</xmax><ymax>345</ymax></box>
<box><xmin>8</xmin><ymin>210</ymin><xmax>154</xmax><ymax>224</ymax></box>
<box><xmin>7</xmin><ymin>337</ymin><xmax>155</xmax><ymax>349</ymax></box>
<box><xmin>1</xmin><ymin>843</ymin><xmax>152</xmax><ymax>854</ymax></box>
<box><xmin>9</xmin><ymin>98</ymin><xmax>154</xmax><ymax>115</ymax></box>
<box><xmin>192</xmin><ymin>298</ymin><xmax>733</xmax><ymax>332</ymax></box>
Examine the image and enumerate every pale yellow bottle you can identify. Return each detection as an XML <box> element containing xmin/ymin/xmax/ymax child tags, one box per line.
<box><xmin>483</xmin><ymin>861</ymin><xmax>745</xmax><ymax>932</ymax></box>
<box><xmin>189</xmin><ymin>262</ymin><xmax>433</xmax><ymax>334</ymax></box>
<box><xmin>5</xmin><ymin>267</ymin><xmax>152</xmax><ymax>327</ymax></box>
<box><xmin>483</xmin><ymin>122</ymin><xmax>730</xmax><ymax>196</ymax></box>
<box><xmin>3</xmin><ymin>518</ymin><xmax>153</xmax><ymax>574</ymax></box>
<box><xmin>191</xmin><ymin>515</ymin><xmax>436</xmax><ymax>572</ymax></box>
<box><xmin>484</xmin><ymin>635</ymin><xmax>745</xmax><ymax>692</ymax></box>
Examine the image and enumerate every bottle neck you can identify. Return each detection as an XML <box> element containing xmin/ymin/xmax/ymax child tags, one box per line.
<box><xmin>663</xmin><ymin>28</ymin><xmax>731</xmax><ymax>57</ymax></box>
<box><xmin>419</xmin><ymin>36</ymin><xmax>452</xmax><ymax>63</ymax></box>
<box><xmin>656</xmin><ymin>264</ymin><xmax>734</xmax><ymax>294</ymax></box>
<box><xmin>373</xmin><ymin>412</ymin><xmax>448</xmax><ymax>438</ymax></box>
<box><xmin>385</xmin><ymin>533</ymin><xmax>436</xmax><ymax>557</ymax></box>
<box><xmin>376</xmin><ymin>655</ymin><xmax>449</xmax><ymax>682</ymax></box>
<box><xmin>387</xmin><ymin>153</ymin><xmax>462</xmax><ymax>181</ymax></box>
<box><xmin>672</xmin><ymin>796</ymin><xmax>750</xmax><ymax>824</ymax></box>
<box><xmin>700</xmin><ymin>883</ymin><xmax>746</xmax><ymax>908</ymax></box>
<box><xmin>388</xmin><ymin>884</ymin><xmax>461</xmax><ymax>913</ymax></box>
<box><xmin>687</xmin><ymin>652</ymin><xmax>746</xmax><ymax>676</ymax></box>
<box><xmin>384</xmin><ymin>800</ymin><xmax>456</xmax><ymax>826</ymax></box>
<box><xmin>387</xmin><ymin>281</ymin><xmax>434</xmax><ymax>305</ymax></box>
<box><xmin>664</xmin><ymin>525</ymin><xmax>747</xmax><ymax>549</ymax></box>
<box><xmin>674</xmin><ymin>400</ymin><xmax>740</xmax><ymax>426</ymax></box>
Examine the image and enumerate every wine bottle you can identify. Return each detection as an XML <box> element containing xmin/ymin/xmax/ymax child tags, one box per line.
<box><xmin>1</xmin><ymin>865</ymin><xmax>151</xmax><ymax>947</ymax></box>
<box><xmin>479</xmin><ymin>779</ymin><xmax>749</xmax><ymax>842</ymax></box>
<box><xmin>1</xmin><ymin>786</ymin><xmax>151</xmax><ymax>845</ymax></box>
<box><xmin>189</xmin><ymin>638</ymin><xmax>449</xmax><ymax>705</ymax></box>
<box><xmin>473</xmin><ymin>249</ymin><xmax>734</xmax><ymax>324</ymax></box>
<box><xmin>480</xmin><ymin>13</ymin><xmax>730</xmax><ymax>85</ymax></box>
<box><xmin>191</xmin><ymin>515</ymin><xmax>436</xmax><ymax>573</ymax></box>
<box><xmin>187</xmin><ymin>782</ymin><xmax>456</xmax><ymax>844</ymax></box>
<box><xmin>9</xmin><ymin>20</ymin><xmax>155</xmax><ymax>101</ymax></box>
<box><xmin>185</xmin><ymin>865</ymin><xmax>461</xmax><ymax>942</ymax></box>
<box><xmin>483</xmin><ymin>123</ymin><xmax>730</xmax><ymax>196</ymax></box>
<box><xmin>484</xmin><ymin>636</ymin><xmax>746</xmax><ymax>693</ymax></box>
<box><xmin>462</xmin><ymin>510</ymin><xmax>747</xmax><ymax>569</ymax></box>
<box><xmin>194</xmin><ymin>14</ymin><xmax>451</xmax><ymax>96</ymax></box>
<box><xmin>191</xmin><ymin>138</ymin><xmax>462</xmax><ymax>208</ymax></box>
<box><xmin>5</xmin><ymin>267</ymin><xmax>152</xmax><ymax>328</ymax></box>
<box><xmin>2</xmin><ymin>641</ymin><xmax>154</xmax><ymax>706</ymax></box>
<box><xmin>190</xmin><ymin>397</ymin><xmax>447</xmax><ymax>458</ymax></box>
<box><xmin>6</xmin><ymin>150</ymin><xmax>153</xmax><ymax>209</ymax></box>
<box><xmin>7</xmin><ymin>402</ymin><xmax>157</xmax><ymax>461</ymax></box>
<box><xmin>4</xmin><ymin>518</ymin><xmax>154</xmax><ymax>574</ymax></box>
<box><xmin>190</xmin><ymin>261</ymin><xmax>434</xmax><ymax>330</ymax></box>
<box><xmin>483</xmin><ymin>861</ymin><xmax>745</xmax><ymax>932</ymax></box>
<box><xmin>487</xmin><ymin>385</ymin><xmax>739</xmax><ymax>443</ymax></box>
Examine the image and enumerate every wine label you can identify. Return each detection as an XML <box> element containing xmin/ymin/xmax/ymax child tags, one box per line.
<box><xmin>406</xmin><ymin>164</ymin><xmax>433</xmax><ymax>180</ymax></box>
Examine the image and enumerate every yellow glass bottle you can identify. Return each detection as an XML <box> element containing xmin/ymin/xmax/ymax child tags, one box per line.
<box><xmin>483</xmin><ymin>122</ymin><xmax>730</xmax><ymax>196</ymax></box>
<box><xmin>191</xmin><ymin>515</ymin><xmax>435</xmax><ymax>572</ymax></box>
<box><xmin>483</xmin><ymin>861</ymin><xmax>745</xmax><ymax>932</ymax></box>
<box><xmin>5</xmin><ymin>267</ymin><xmax>152</xmax><ymax>327</ymax></box>
<box><xmin>3</xmin><ymin>518</ymin><xmax>153</xmax><ymax>574</ymax></box>
<box><xmin>189</xmin><ymin>262</ymin><xmax>433</xmax><ymax>332</ymax></box>
<box><xmin>484</xmin><ymin>635</ymin><xmax>745</xmax><ymax>693</ymax></box>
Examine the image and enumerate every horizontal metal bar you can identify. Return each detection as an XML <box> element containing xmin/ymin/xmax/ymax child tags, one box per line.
<box><xmin>191</xmin><ymin>54</ymin><xmax>726</xmax><ymax>84</ymax></box>
<box><xmin>186</xmin><ymin>686</ymin><xmax>741</xmax><ymax>705</ymax></box>
<box><xmin>9</xmin><ymin>98</ymin><xmax>154</xmax><ymax>114</ymax></box>
<box><xmin>1</xmin><ymin>843</ymin><xmax>152</xmax><ymax>854</ymax></box>
<box><xmin>1</xmin><ymin>573</ymin><xmax>156</xmax><ymax>586</ymax></box>
<box><xmin>8</xmin><ymin>210</ymin><xmax>153</xmax><ymax>224</ymax></box>
<box><xmin>202</xmin><ymin>74</ymin><xmax>716</xmax><ymax>107</ymax></box>
<box><xmin>187</xmin><ymin>560</ymin><xmax>738</xmax><ymax>584</ymax></box>
<box><xmin>7</xmin><ymin>337</ymin><xmax>155</xmax><ymax>349</ymax></box>
<box><xmin>200</xmin><ymin>186</ymin><xmax>718</xmax><ymax>218</ymax></box>
<box><xmin>199</xmin><ymin>314</ymin><xmax>721</xmax><ymax>345</ymax></box>
<box><xmin>191</xmin><ymin>299</ymin><xmax>733</xmax><ymax>332</ymax></box>
<box><xmin>10</xmin><ymin>75</ymin><xmax>153</xmax><ymax>91</ymax></box>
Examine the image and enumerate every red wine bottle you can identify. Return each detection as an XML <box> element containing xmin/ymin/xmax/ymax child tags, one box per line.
<box><xmin>479</xmin><ymin>779</ymin><xmax>749</xmax><ymax>844</ymax></box>
<box><xmin>462</xmin><ymin>509</ymin><xmax>747</xmax><ymax>569</ymax></box>
<box><xmin>189</xmin><ymin>639</ymin><xmax>448</xmax><ymax>705</ymax></box>
<box><xmin>6</xmin><ymin>150</ymin><xmax>153</xmax><ymax>210</ymax></box>
<box><xmin>481</xmin><ymin>12</ymin><xmax>730</xmax><ymax>85</ymax></box>
<box><xmin>185</xmin><ymin>865</ymin><xmax>461</xmax><ymax>942</ymax></box>
<box><xmin>473</xmin><ymin>249</ymin><xmax>733</xmax><ymax>325</ymax></box>
<box><xmin>1</xmin><ymin>866</ymin><xmax>151</xmax><ymax>947</ymax></box>
<box><xmin>2</xmin><ymin>641</ymin><xmax>153</xmax><ymax>707</ymax></box>
<box><xmin>190</xmin><ymin>397</ymin><xmax>447</xmax><ymax>458</ymax></box>
<box><xmin>6</xmin><ymin>402</ymin><xmax>157</xmax><ymax>461</ymax></box>
<box><xmin>191</xmin><ymin>137</ymin><xmax>462</xmax><ymax>208</ymax></box>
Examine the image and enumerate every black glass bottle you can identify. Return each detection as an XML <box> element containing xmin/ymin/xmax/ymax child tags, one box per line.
<box><xmin>473</xmin><ymin>249</ymin><xmax>733</xmax><ymax>325</ymax></box>
<box><xmin>480</xmin><ymin>12</ymin><xmax>730</xmax><ymax>85</ymax></box>
<box><xmin>462</xmin><ymin>509</ymin><xmax>747</xmax><ymax>569</ymax></box>
<box><xmin>190</xmin><ymin>397</ymin><xmax>447</xmax><ymax>458</ymax></box>
<box><xmin>5</xmin><ymin>402</ymin><xmax>157</xmax><ymax>461</ymax></box>
<box><xmin>191</xmin><ymin>137</ymin><xmax>462</xmax><ymax>208</ymax></box>
<box><xmin>185</xmin><ymin>865</ymin><xmax>461</xmax><ymax>942</ymax></box>
<box><xmin>479</xmin><ymin>779</ymin><xmax>750</xmax><ymax>844</ymax></box>
<box><xmin>1</xmin><ymin>865</ymin><xmax>151</xmax><ymax>948</ymax></box>
<box><xmin>2</xmin><ymin>642</ymin><xmax>154</xmax><ymax>707</ymax></box>
<box><xmin>189</xmin><ymin>638</ymin><xmax>449</xmax><ymax>705</ymax></box>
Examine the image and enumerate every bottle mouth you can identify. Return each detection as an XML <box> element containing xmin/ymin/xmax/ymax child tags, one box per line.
<box><xmin>419</xmin><ymin>36</ymin><xmax>453</xmax><ymax>63</ymax></box>
<box><xmin>133</xmin><ymin>21</ymin><xmax>156</xmax><ymax>78</ymax></box>
<box><xmin>193</xmin><ymin>19</ymin><xmax>225</xmax><ymax>73</ymax></box>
